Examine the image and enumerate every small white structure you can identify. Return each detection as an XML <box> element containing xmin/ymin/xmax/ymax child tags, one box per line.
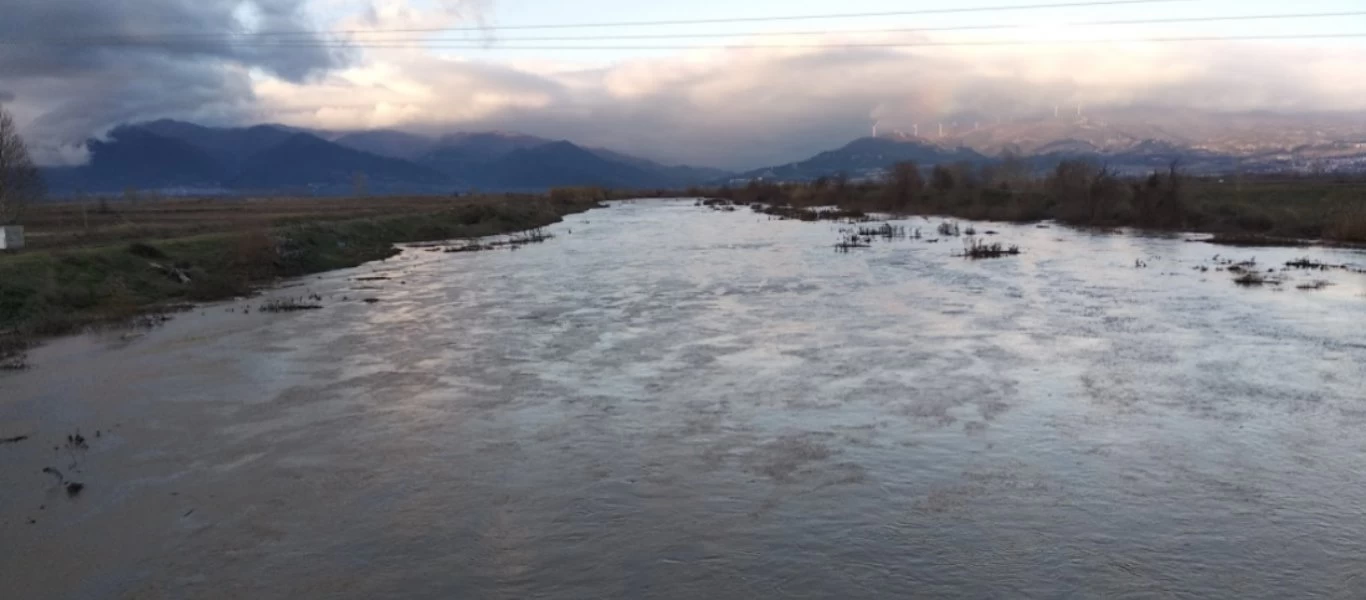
<box><xmin>0</xmin><ymin>226</ymin><xmax>24</xmax><ymax>250</ymax></box>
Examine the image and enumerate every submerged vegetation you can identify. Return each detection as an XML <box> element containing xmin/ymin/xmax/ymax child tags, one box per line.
<box><xmin>960</xmin><ymin>238</ymin><xmax>1022</xmax><ymax>259</ymax></box>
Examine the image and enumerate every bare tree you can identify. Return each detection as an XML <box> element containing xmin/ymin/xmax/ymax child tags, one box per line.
<box><xmin>883</xmin><ymin>161</ymin><xmax>924</xmax><ymax>211</ymax></box>
<box><xmin>0</xmin><ymin>106</ymin><xmax>44</xmax><ymax>225</ymax></box>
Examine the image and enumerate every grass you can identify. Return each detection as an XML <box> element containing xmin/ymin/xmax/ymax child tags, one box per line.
<box><xmin>0</xmin><ymin>193</ymin><xmax>601</xmax><ymax>349</ymax></box>
<box><xmin>16</xmin><ymin>195</ymin><xmax>491</xmax><ymax>251</ymax></box>
<box><xmin>961</xmin><ymin>238</ymin><xmax>1021</xmax><ymax>259</ymax></box>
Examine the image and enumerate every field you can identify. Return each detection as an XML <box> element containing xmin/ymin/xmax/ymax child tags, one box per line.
<box><xmin>17</xmin><ymin>195</ymin><xmax>486</xmax><ymax>251</ymax></box>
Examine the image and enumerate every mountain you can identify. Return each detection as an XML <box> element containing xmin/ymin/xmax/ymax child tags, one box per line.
<box><xmin>138</xmin><ymin>120</ymin><xmax>299</xmax><ymax>171</ymax></box>
<box><xmin>479</xmin><ymin>141</ymin><xmax>660</xmax><ymax>189</ymax></box>
<box><xmin>586</xmin><ymin>147</ymin><xmax>730</xmax><ymax>187</ymax></box>
<box><xmin>417</xmin><ymin>132</ymin><xmax>551</xmax><ymax>180</ymax></box>
<box><xmin>43</xmin><ymin>121</ymin><xmax>452</xmax><ymax>194</ymax></box>
<box><xmin>39</xmin><ymin>120</ymin><xmax>732</xmax><ymax>195</ymax></box>
<box><xmin>78</xmin><ymin>126</ymin><xmax>225</xmax><ymax>190</ymax></box>
<box><xmin>409</xmin><ymin>132</ymin><xmax>724</xmax><ymax>188</ymax></box>
<box><xmin>331</xmin><ymin>130</ymin><xmax>438</xmax><ymax>161</ymax></box>
<box><xmin>230</xmin><ymin>133</ymin><xmax>448</xmax><ymax>190</ymax></box>
<box><xmin>740</xmin><ymin>137</ymin><xmax>988</xmax><ymax>181</ymax></box>
<box><xmin>330</xmin><ymin>129</ymin><xmax>724</xmax><ymax>188</ymax></box>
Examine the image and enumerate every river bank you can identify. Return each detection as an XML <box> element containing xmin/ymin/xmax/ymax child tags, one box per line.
<box><xmin>0</xmin><ymin>193</ymin><xmax>602</xmax><ymax>363</ymax></box>
<box><xmin>706</xmin><ymin>171</ymin><xmax>1366</xmax><ymax>246</ymax></box>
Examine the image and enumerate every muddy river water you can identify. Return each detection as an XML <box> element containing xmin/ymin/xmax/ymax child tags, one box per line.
<box><xmin>3</xmin><ymin>200</ymin><xmax>1366</xmax><ymax>598</ymax></box>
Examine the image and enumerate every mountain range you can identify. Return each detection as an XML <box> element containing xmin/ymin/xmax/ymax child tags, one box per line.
<box><xmin>741</xmin><ymin>119</ymin><xmax>1366</xmax><ymax>182</ymax></box>
<box><xmin>39</xmin><ymin>114</ymin><xmax>1366</xmax><ymax>196</ymax></box>
<box><xmin>42</xmin><ymin>120</ymin><xmax>729</xmax><ymax>195</ymax></box>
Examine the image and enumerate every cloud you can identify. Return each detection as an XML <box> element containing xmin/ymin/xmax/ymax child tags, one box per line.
<box><xmin>246</xmin><ymin>39</ymin><xmax>1366</xmax><ymax>169</ymax></box>
<box><xmin>4</xmin><ymin>0</ymin><xmax>1366</xmax><ymax>168</ymax></box>
<box><xmin>0</xmin><ymin>0</ymin><xmax>344</xmax><ymax>162</ymax></box>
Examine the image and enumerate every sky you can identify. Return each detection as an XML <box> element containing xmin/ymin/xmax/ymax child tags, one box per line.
<box><xmin>2</xmin><ymin>0</ymin><xmax>1365</xmax><ymax>168</ymax></box>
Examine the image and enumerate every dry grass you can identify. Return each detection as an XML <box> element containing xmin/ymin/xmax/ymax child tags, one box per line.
<box><xmin>16</xmin><ymin>195</ymin><xmax>508</xmax><ymax>251</ymax></box>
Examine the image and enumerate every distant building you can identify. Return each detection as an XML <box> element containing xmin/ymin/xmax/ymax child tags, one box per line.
<box><xmin>0</xmin><ymin>226</ymin><xmax>24</xmax><ymax>250</ymax></box>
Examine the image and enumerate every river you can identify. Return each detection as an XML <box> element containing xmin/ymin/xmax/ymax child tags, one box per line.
<box><xmin>3</xmin><ymin>200</ymin><xmax>1366</xmax><ymax>598</ymax></box>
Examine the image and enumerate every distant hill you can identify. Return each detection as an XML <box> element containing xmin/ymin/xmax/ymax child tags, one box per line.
<box><xmin>230</xmin><ymin>133</ymin><xmax>449</xmax><ymax>190</ymax></box>
<box><xmin>585</xmin><ymin>147</ymin><xmax>731</xmax><ymax>188</ymax></box>
<box><xmin>40</xmin><ymin>121</ymin><xmax>730</xmax><ymax>196</ymax></box>
<box><xmin>138</xmin><ymin>120</ymin><xmax>300</xmax><ymax>171</ymax></box>
<box><xmin>331</xmin><ymin>130</ymin><xmax>438</xmax><ymax>161</ymax></box>
<box><xmin>416</xmin><ymin>132</ymin><xmax>552</xmax><ymax>181</ymax></box>
<box><xmin>739</xmin><ymin>137</ymin><xmax>988</xmax><ymax>181</ymax></box>
<box><xmin>41</xmin><ymin>121</ymin><xmax>450</xmax><ymax>195</ymax></box>
<box><xmin>36</xmin><ymin>122</ymin><xmax>726</xmax><ymax>195</ymax></box>
<box><xmin>65</xmin><ymin>126</ymin><xmax>225</xmax><ymax>191</ymax></box>
<box><xmin>739</xmin><ymin>127</ymin><xmax>1366</xmax><ymax>182</ymax></box>
<box><xmin>479</xmin><ymin>141</ymin><xmax>660</xmax><ymax>189</ymax></box>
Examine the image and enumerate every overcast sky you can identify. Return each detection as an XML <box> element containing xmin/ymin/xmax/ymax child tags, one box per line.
<box><xmin>2</xmin><ymin>0</ymin><xmax>1365</xmax><ymax>168</ymax></box>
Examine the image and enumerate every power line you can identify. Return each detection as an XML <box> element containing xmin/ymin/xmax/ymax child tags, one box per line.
<box><xmin>33</xmin><ymin>32</ymin><xmax>1359</xmax><ymax>50</ymax></box>
<box><xmin>9</xmin><ymin>10</ymin><xmax>1363</xmax><ymax>48</ymax></box>
<box><xmin>243</xmin><ymin>11</ymin><xmax>1366</xmax><ymax>43</ymax></box>
<box><xmin>11</xmin><ymin>0</ymin><xmax>1196</xmax><ymax>42</ymax></box>
<box><xmin>421</xmin><ymin>33</ymin><xmax>1366</xmax><ymax>50</ymax></box>
<box><xmin>451</xmin><ymin>11</ymin><xmax>1366</xmax><ymax>42</ymax></box>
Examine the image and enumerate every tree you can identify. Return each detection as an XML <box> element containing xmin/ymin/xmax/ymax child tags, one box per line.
<box><xmin>0</xmin><ymin>106</ymin><xmax>43</xmax><ymax>225</ymax></box>
<box><xmin>986</xmin><ymin>150</ymin><xmax>1031</xmax><ymax>190</ymax></box>
<box><xmin>930</xmin><ymin>164</ymin><xmax>957</xmax><ymax>192</ymax></box>
<box><xmin>883</xmin><ymin>161</ymin><xmax>924</xmax><ymax>211</ymax></box>
<box><xmin>352</xmin><ymin>171</ymin><xmax>369</xmax><ymax>197</ymax></box>
<box><xmin>1047</xmin><ymin>159</ymin><xmax>1128</xmax><ymax>224</ymax></box>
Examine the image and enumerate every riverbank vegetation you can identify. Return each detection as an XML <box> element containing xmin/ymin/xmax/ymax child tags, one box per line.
<box><xmin>703</xmin><ymin>162</ymin><xmax>1366</xmax><ymax>245</ymax></box>
<box><xmin>0</xmin><ymin>191</ymin><xmax>602</xmax><ymax>356</ymax></box>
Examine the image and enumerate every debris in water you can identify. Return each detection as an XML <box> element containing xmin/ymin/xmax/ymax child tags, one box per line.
<box><xmin>42</xmin><ymin>466</ymin><xmax>65</xmax><ymax>482</ymax></box>
<box><xmin>66</xmin><ymin>432</ymin><xmax>88</xmax><ymax>450</ymax></box>
<box><xmin>65</xmin><ymin>482</ymin><xmax>84</xmax><ymax>498</ymax></box>
<box><xmin>1</xmin><ymin>435</ymin><xmax>29</xmax><ymax>444</ymax></box>
<box><xmin>259</xmin><ymin>298</ymin><xmax>324</xmax><ymax>312</ymax></box>
<box><xmin>1233</xmin><ymin>271</ymin><xmax>1280</xmax><ymax>286</ymax></box>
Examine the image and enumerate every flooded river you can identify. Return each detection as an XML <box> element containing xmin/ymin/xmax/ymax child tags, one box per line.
<box><xmin>4</xmin><ymin>200</ymin><xmax>1366</xmax><ymax>598</ymax></box>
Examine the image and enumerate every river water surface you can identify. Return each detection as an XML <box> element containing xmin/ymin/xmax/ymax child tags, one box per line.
<box><xmin>3</xmin><ymin>200</ymin><xmax>1366</xmax><ymax>598</ymax></box>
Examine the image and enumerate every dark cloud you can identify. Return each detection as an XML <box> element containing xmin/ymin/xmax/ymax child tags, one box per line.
<box><xmin>1</xmin><ymin>0</ymin><xmax>345</xmax><ymax>162</ymax></box>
